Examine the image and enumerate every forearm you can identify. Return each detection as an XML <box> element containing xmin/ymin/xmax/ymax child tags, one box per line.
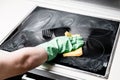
<box><xmin>0</xmin><ymin>47</ymin><xmax>48</xmax><ymax>79</ymax></box>
<box><xmin>11</xmin><ymin>47</ymin><xmax>48</xmax><ymax>70</ymax></box>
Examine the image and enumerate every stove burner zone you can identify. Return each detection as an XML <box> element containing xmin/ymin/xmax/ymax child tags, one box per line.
<box><xmin>83</xmin><ymin>38</ymin><xmax>105</xmax><ymax>59</ymax></box>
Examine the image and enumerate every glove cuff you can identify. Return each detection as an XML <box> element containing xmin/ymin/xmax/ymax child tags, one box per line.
<box><xmin>37</xmin><ymin>42</ymin><xmax>58</xmax><ymax>61</ymax></box>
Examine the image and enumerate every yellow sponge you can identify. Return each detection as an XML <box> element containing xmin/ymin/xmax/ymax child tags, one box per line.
<box><xmin>63</xmin><ymin>31</ymin><xmax>83</xmax><ymax>57</ymax></box>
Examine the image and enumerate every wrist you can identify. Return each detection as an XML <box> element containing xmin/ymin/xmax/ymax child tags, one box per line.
<box><xmin>37</xmin><ymin>42</ymin><xmax>58</xmax><ymax>61</ymax></box>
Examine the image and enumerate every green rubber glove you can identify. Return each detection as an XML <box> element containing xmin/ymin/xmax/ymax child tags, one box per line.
<box><xmin>38</xmin><ymin>36</ymin><xmax>84</xmax><ymax>61</ymax></box>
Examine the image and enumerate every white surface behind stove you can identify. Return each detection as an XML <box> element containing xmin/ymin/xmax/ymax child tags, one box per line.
<box><xmin>0</xmin><ymin>0</ymin><xmax>36</xmax><ymax>44</ymax></box>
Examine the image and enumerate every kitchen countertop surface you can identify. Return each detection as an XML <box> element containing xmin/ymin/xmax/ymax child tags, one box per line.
<box><xmin>0</xmin><ymin>0</ymin><xmax>120</xmax><ymax>80</ymax></box>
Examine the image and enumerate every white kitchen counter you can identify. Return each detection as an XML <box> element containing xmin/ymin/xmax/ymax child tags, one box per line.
<box><xmin>0</xmin><ymin>0</ymin><xmax>120</xmax><ymax>80</ymax></box>
<box><xmin>0</xmin><ymin>0</ymin><xmax>36</xmax><ymax>44</ymax></box>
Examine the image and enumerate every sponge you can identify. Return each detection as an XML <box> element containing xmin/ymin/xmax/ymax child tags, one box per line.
<box><xmin>63</xmin><ymin>31</ymin><xmax>83</xmax><ymax>57</ymax></box>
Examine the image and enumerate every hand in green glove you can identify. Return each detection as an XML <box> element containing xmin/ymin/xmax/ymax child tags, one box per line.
<box><xmin>38</xmin><ymin>36</ymin><xmax>84</xmax><ymax>61</ymax></box>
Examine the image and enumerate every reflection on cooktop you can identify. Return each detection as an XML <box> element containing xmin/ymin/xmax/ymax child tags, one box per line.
<box><xmin>0</xmin><ymin>7</ymin><xmax>119</xmax><ymax>76</ymax></box>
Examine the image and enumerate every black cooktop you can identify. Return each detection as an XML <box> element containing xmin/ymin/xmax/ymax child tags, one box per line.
<box><xmin>0</xmin><ymin>7</ymin><xmax>119</xmax><ymax>76</ymax></box>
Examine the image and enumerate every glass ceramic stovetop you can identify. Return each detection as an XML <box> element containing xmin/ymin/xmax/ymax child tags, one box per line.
<box><xmin>0</xmin><ymin>7</ymin><xmax>119</xmax><ymax>76</ymax></box>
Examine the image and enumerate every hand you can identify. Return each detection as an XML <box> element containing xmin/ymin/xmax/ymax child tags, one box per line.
<box><xmin>38</xmin><ymin>36</ymin><xmax>84</xmax><ymax>61</ymax></box>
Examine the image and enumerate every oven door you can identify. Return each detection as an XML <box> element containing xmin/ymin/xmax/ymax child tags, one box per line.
<box><xmin>0</xmin><ymin>0</ymin><xmax>120</xmax><ymax>80</ymax></box>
